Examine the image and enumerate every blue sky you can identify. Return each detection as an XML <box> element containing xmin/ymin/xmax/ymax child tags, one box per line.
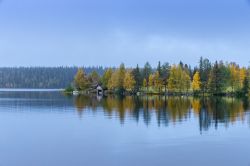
<box><xmin>0</xmin><ymin>0</ymin><xmax>250</xmax><ymax>67</ymax></box>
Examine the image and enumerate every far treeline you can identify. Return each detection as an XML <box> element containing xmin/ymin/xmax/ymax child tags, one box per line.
<box><xmin>71</xmin><ymin>57</ymin><xmax>250</xmax><ymax>97</ymax></box>
<box><xmin>0</xmin><ymin>67</ymin><xmax>106</xmax><ymax>89</ymax></box>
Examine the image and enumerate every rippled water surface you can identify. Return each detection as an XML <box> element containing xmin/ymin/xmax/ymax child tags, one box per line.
<box><xmin>0</xmin><ymin>91</ymin><xmax>250</xmax><ymax>166</ymax></box>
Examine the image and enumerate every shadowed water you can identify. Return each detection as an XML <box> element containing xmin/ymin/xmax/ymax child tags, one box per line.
<box><xmin>0</xmin><ymin>91</ymin><xmax>249</xmax><ymax>166</ymax></box>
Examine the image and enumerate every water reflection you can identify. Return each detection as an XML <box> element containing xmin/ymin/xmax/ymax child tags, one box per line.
<box><xmin>0</xmin><ymin>91</ymin><xmax>249</xmax><ymax>132</ymax></box>
<box><xmin>74</xmin><ymin>95</ymin><xmax>250</xmax><ymax>131</ymax></box>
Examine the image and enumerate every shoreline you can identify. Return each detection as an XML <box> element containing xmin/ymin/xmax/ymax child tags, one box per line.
<box><xmin>64</xmin><ymin>89</ymin><xmax>249</xmax><ymax>98</ymax></box>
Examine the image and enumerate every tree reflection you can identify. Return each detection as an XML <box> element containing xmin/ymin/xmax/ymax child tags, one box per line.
<box><xmin>73</xmin><ymin>95</ymin><xmax>250</xmax><ymax>130</ymax></box>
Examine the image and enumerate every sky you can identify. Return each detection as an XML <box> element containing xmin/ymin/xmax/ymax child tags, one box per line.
<box><xmin>0</xmin><ymin>0</ymin><xmax>250</xmax><ymax>67</ymax></box>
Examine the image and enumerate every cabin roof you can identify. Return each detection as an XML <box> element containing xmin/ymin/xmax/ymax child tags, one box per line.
<box><xmin>96</xmin><ymin>85</ymin><xmax>103</xmax><ymax>90</ymax></box>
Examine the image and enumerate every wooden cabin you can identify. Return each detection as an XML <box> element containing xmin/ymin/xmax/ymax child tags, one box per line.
<box><xmin>96</xmin><ymin>85</ymin><xmax>103</xmax><ymax>95</ymax></box>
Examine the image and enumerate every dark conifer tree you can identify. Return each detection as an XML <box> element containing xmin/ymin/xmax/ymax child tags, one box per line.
<box><xmin>242</xmin><ymin>77</ymin><xmax>249</xmax><ymax>96</ymax></box>
<box><xmin>157</xmin><ymin>61</ymin><xmax>162</xmax><ymax>76</ymax></box>
<box><xmin>199</xmin><ymin>57</ymin><xmax>212</xmax><ymax>95</ymax></box>
<box><xmin>209</xmin><ymin>61</ymin><xmax>225</xmax><ymax>95</ymax></box>
<box><xmin>132</xmin><ymin>64</ymin><xmax>142</xmax><ymax>92</ymax></box>
<box><xmin>142</xmin><ymin>62</ymin><xmax>152</xmax><ymax>91</ymax></box>
<box><xmin>161</xmin><ymin>62</ymin><xmax>170</xmax><ymax>94</ymax></box>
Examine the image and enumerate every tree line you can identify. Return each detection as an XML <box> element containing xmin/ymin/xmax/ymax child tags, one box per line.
<box><xmin>0</xmin><ymin>67</ymin><xmax>106</xmax><ymax>89</ymax></box>
<box><xmin>74</xmin><ymin>57</ymin><xmax>250</xmax><ymax>96</ymax></box>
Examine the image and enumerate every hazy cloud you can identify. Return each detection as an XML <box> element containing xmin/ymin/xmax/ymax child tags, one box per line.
<box><xmin>0</xmin><ymin>0</ymin><xmax>250</xmax><ymax>66</ymax></box>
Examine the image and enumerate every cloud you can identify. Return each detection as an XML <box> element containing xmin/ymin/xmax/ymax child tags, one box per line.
<box><xmin>1</xmin><ymin>21</ymin><xmax>250</xmax><ymax>67</ymax></box>
<box><xmin>69</xmin><ymin>29</ymin><xmax>250</xmax><ymax>67</ymax></box>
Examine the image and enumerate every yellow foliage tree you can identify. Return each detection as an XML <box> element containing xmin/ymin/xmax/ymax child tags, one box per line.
<box><xmin>148</xmin><ymin>74</ymin><xmax>155</xmax><ymax>87</ymax></box>
<box><xmin>123</xmin><ymin>71</ymin><xmax>136</xmax><ymax>91</ymax></box>
<box><xmin>229</xmin><ymin>63</ymin><xmax>240</xmax><ymax>92</ymax></box>
<box><xmin>239</xmin><ymin>68</ymin><xmax>247</xmax><ymax>88</ymax></box>
<box><xmin>154</xmin><ymin>71</ymin><xmax>162</xmax><ymax>93</ymax></box>
<box><xmin>102</xmin><ymin>68</ymin><xmax>113</xmax><ymax>89</ymax></box>
<box><xmin>168</xmin><ymin>65</ymin><xmax>177</xmax><ymax>92</ymax></box>
<box><xmin>74</xmin><ymin>68</ymin><xmax>89</xmax><ymax>90</ymax></box>
<box><xmin>183</xmin><ymin>72</ymin><xmax>191</xmax><ymax>92</ymax></box>
<box><xmin>192</xmin><ymin>71</ymin><xmax>201</xmax><ymax>92</ymax></box>
<box><xmin>108</xmin><ymin>70</ymin><xmax>119</xmax><ymax>90</ymax></box>
<box><xmin>107</xmin><ymin>64</ymin><xmax>126</xmax><ymax>91</ymax></box>
<box><xmin>117</xmin><ymin>63</ymin><xmax>126</xmax><ymax>90</ymax></box>
<box><xmin>168</xmin><ymin>65</ymin><xmax>191</xmax><ymax>93</ymax></box>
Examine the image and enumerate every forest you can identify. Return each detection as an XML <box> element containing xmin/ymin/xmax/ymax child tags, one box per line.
<box><xmin>0</xmin><ymin>67</ymin><xmax>106</xmax><ymax>89</ymax></box>
<box><xmin>1</xmin><ymin>57</ymin><xmax>249</xmax><ymax>96</ymax></box>
<box><xmin>73</xmin><ymin>57</ymin><xmax>250</xmax><ymax>96</ymax></box>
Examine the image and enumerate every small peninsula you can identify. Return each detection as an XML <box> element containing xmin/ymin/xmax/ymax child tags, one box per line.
<box><xmin>65</xmin><ymin>57</ymin><xmax>250</xmax><ymax>97</ymax></box>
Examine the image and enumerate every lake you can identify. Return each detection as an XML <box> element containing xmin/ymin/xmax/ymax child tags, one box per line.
<box><xmin>0</xmin><ymin>90</ymin><xmax>249</xmax><ymax>166</ymax></box>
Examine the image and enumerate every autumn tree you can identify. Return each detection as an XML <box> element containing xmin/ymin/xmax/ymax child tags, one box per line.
<box><xmin>229</xmin><ymin>63</ymin><xmax>240</xmax><ymax>92</ymax></box>
<box><xmin>108</xmin><ymin>70</ymin><xmax>119</xmax><ymax>90</ymax></box>
<box><xmin>183</xmin><ymin>71</ymin><xmax>191</xmax><ymax>93</ymax></box>
<box><xmin>148</xmin><ymin>74</ymin><xmax>154</xmax><ymax>88</ymax></box>
<box><xmin>168</xmin><ymin>65</ymin><xmax>177</xmax><ymax>92</ymax></box>
<box><xmin>89</xmin><ymin>70</ymin><xmax>100</xmax><ymax>86</ymax></box>
<box><xmin>117</xmin><ymin>63</ymin><xmax>126</xmax><ymax>92</ymax></box>
<box><xmin>192</xmin><ymin>71</ymin><xmax>201</xmax><ymax>92</ymax></box>
<box><xmin>107</xmin><ymin>64</ymin><xmax>126</xmax><ymax>94</ymax></box>
<box><xmin>102</xmin><ymin>68</ymin><xmax>113</xmax><ymax>89</ymax></box>
<box><xmin>123</xmin><ymin>70</ymin><xmax>136</xmax><ymax>92</ymax></box>
<box><xmin>168</xmin><ymin>65</ymin><xmax>191</xmax><ymax>93</ymax></box>
<box><xmin>154</xmin><ymin>71</ymin><xmax>162</xmax><ymax>93</ymax></box>
<box><xmin>239</xmin><ymin>68</ymin><xmax>247</xmax><ymax>88</ymax></box>
<box><xmin>74</xmin><ymin>68</ymin><xmax>89</xmax><ymax>90</ymax></box>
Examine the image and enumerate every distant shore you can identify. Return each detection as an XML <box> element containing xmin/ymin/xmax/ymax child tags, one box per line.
<box><xmin>0</xmin><ymin>88</ymin><xmax>63</xmax><ymax>92</ymax></box>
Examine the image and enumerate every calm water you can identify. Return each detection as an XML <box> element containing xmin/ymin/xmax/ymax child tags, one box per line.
<box><xmin>0</xmin><ymin>91</ymin><xmax>250</xmax><ymax>166</ymax></box>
